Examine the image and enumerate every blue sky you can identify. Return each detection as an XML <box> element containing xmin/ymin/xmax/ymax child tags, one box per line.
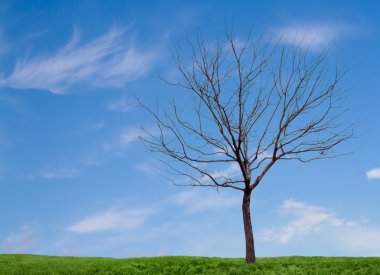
<box><xmin>0</xmin><ymin>0</ymin><xmax>380</xmax><ymax>258</ymax></box>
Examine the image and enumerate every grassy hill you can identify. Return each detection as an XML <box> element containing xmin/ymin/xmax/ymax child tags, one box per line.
<box><xmin>1</xmin><ymin>254</ymin><xmax>380</xmax><ymax>274</ymax></box>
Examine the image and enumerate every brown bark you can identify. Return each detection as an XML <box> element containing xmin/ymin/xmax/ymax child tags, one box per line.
<box><xmin>242</xmin><ymin>190</ymin><xmax>255</xmax><ymax>263</ymax></box>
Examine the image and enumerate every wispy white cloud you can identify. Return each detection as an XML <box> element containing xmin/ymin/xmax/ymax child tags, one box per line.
<box><xmin>27</xmin><ymin>168</ymin><xmax>80</xmax><ymax>180</ymax></box>
<box><xmin>136</xmin><ymin>161</ymin><xmax>158</xmax><ymax>175</ymax></box>
<box><xmin>119</xmin><ymin>127</ymin><xmax>143</xmax><ymax>146</ymax></box>
<box><xmin>214</xmin><ymin>163</ymin><xmax>240</xmax><ymax>179</ymax></box>
<box><xmin>258</xmin><ymin>200</ymin><xmax>380</xmax><ymax>256</ymax></box>
<box><xmin>75</xmin><ymin>125</ymin><xmax>157</xmax><ymax>163</ymax></box>
<box><xmin>80</xmin><ymin>158</ymin><xmax>102</xmax><ymax>167</ymax></box>
<box><xmin>199</xmin><ymin>163</ymin><xmax>241</xmax><ymax>183</ymax></box>
<box><xmin>366</xmin><ymin>167</ymin><xmax>380</xmax><ymax>180</ymax></box>
<box><xmin>60</xmin><ymin>188</ymin><xmax>242</xmax><ymax>256</ymax></box>
<box><xmin>335</xmin><ymin>226</ymin><xmax>380</xmax><ymax>256</ymax></box>
<box><xmin>0</xmin><ymin>27</ymin><xmax>159</xmax><ymax>93</ymax></box>
<box><xmin>259</xmin><ymin>199</ymin><xmax>356</xmax><ymax>244</ymax></box>
<box><xmin>120</xmin><ymin>126</ymin><xmax>158</xmax><ymax>146</ymax></box>
<box><xmin>58</xmin><ymin>193</ymin><xmax>380</xmax><ymax>257</ymax></box>
<box><xmin>1</xmin><ymin>224</ymin><xmax>37</xmax><ymax>253</ymax></box>
<box><xmin>149</xmin><ymin>219</ymin><xmax>243</xmax><ymax>258</ymax></box>
<box><xmin>170</xmin><ymin>189</ymin><xmax>240</xmax><ymax>214</ymax></box>
<box><xmin>66</xmin><ymin>207</ymin><xmax>155</xmax><ymax>233</ymax></box>
<box><xmin>65</xmin><ymin>188</ymin><xmax>239</xmax><ymax>235</ymax></box>
<box><xmin>107</xmin><ymin>95</ymin><xmax>134</xmax><ymax>112</ymax></box>
<box><xmin>271</xmin><ymin>21</ymin><xmax>359</xmax><ymax>51</ymax></box>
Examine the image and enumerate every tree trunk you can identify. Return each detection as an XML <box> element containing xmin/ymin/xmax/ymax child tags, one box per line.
<box><xmin>242</xmin><ymin>190</ymin><xmax>256</xmax><ymax>263</ymax></box>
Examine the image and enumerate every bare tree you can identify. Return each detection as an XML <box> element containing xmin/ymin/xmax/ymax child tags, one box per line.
<box><xmin>139</xmin><ymin>30</ymin><xmax>353</xmax><ymax>263</ymax></box>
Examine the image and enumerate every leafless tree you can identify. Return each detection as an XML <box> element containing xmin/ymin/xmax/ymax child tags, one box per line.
<box><xmin>139</xmin><ymin>30</ymin><xmax>353</xmax><ymax>263</ymax></box>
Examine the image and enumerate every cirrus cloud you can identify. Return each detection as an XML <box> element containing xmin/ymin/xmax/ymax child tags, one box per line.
<box><xmin>271</xmin><ymin>21</ymin><xmax>361</xmax><ymax>51</ymax></box>
<box><xmin>366</xmin><ymin>167</ymin><xmax>380</xmax><ymax>180</ymax></box>
<box><xmin>170</xmin><ymin>189</ymin><xmax>240</xmax><ymax>214</ymax></box>
<box><xmin>0</xmin><ymin>27</ymin><xmax>159</xmax><ymax>93</ymax></box>
<box><xmin>258</xmin><ymin>199</ymin><xmax>356</xmax><ymax>244</ymax></box>
<box><xmin>66</xmin><ymin>207</ymin><xmax>155</xmax><ymax>233</ymax></box>
<box><xmin>2</xmin><ymin>224</ymin><xmax>38</xmax><ymax>253</ymax></box>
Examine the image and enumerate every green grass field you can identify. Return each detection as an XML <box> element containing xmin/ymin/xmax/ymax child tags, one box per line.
<box><xmin>1</xmin><ymin>254</ymin><xmax>380</xmax><ymax>274</ymax></box>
